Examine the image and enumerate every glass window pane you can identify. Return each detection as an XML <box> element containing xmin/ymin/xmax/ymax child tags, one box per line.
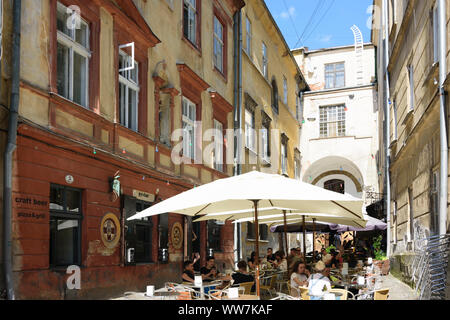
<box><xmin>66</xmin><ymin>189</ymin><xmax>81</xmax><ymax>213</ymax></box>
<box><xmin>57</xmin><ymin>5</ymin><xmax>70</xmax><ymax>37</ymax></box>
<box><xmin>75</xmin><ymin>22</ymin><xmax>89</xmax><ymax>48</ymax></box>
<box><xmin>73</xmin><ymin>52</ymin><xmax>88</xmax><ymax>106</ymax></box>
<box><xmin>57</xmin><ymin>43</ymin><xmax>70</xmax><ymax>99</ymax></box>
<box><xmin>128</xmin><ymin>87</ymin><xmax>138</xmax><ymax>131</ymax></box>
<box><xmin>119</xmin><ymin>82</ymin><xmax>127</xmax><ymax>127</ymax></box>
<box><xmin>50</xmin><ymin>186</ymin><xmax>64</xmax><ymax>211</ymax></box>
<box><xmin>50</xmin><ymin>218</ymin><xmax>79</xmax><ymax>266</ymax></box>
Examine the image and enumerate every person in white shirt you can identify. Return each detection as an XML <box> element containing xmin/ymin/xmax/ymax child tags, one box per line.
<box><xmin>290</xmin><ymin>261</ymin><xmax>310</xmax><ymax>297</ymax></box>
<box><xmin>307</xmin><ymin>261</ymin><xmax>332</xmax><ymax>300</ymax></box>
<box><xmin>274</xmin><ymin>250</ymin><xmax>288</xmax><ymax>271</ymax></box>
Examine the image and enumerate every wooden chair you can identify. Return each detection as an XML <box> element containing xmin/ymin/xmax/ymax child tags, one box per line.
<box><xmin>374</xmin><ymin>289</ymin><xmax>390</xmax><ymax>300</ymax></box>
<box><xmin>239</xmin><ymin>282</ymin><xmax>254</xmax><ymax>295</ymax></box>
<box><xmin>299</xmin><ymin>287</ymin><xmax>310</xmax><ymax>300</ymax></box>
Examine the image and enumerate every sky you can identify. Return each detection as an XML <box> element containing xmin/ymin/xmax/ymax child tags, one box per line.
<box><xmin>265</xmin><ymin>0</ymin><xmax>374</xmax><ymax>50</ymax></box>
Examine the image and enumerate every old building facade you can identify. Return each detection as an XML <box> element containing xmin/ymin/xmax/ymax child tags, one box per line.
<box><xmin>236</xmin><ymin>0</ymin><xmax>309</xmax><ymax>261</ymax></box>
<box><xmin>372</xmin><ymin>0</ymin><xmax>450</xmax><ymax>283</ymax></box>
<box><xmin>0</xmin><ymin>0</ymin><xmax>309</xmax><ymax>299</ymax></box>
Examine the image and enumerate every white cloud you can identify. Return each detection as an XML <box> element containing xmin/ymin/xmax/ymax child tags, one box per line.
<box><xmin>320</xmin><ymin>34</ymin><xmax>333</xmax><ymax>43</ymax></box>
<box><xmin>280</xmin><ymin>6</ymin><xmax>296</xmax><ymax>19</ymax></box>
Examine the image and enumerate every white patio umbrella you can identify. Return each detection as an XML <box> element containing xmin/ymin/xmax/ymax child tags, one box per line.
<box><xmin>128</xmin><ymin>171</ymin><xmax>366</xmax><ymax>297</ymax></box>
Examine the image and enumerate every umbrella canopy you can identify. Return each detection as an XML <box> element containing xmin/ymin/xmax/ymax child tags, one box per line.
<box><xmin>270</xmin><ymin>221</ymin><xmax>334</xmax><ymax>233</ymax></box>
<box><xmin>330</xmin><ymin>215</ymin><xmax>387</xmax><ymax>232</ymax></box>
<box><xmin>129</xmin><ymin>171</ymin><xmax>366</xmax><ymax>221</ymax></box>
<box><xmin>128</xmin><ymin>171</ymin><xmax>366</xmax><ymax>297</ymax></box>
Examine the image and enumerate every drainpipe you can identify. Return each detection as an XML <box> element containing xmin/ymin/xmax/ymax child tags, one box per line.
<box><xmin>438</xmin><ymin>0</ymin><xmax>448</xmax><ymax>236</ymax></box>
<box><xmin>382</xmin><ymin>0</ymin><xmax>391</xmax><ymax>257</ymax></box>
<box><xmin>233</xmin><ymin>8</ymin><xmax>243</xmax><ymax>265</ymax></box>
<box><xmin>3</xmin><ymin>0</ymin><xmax>21</xmax><ymax>300</ymax></box>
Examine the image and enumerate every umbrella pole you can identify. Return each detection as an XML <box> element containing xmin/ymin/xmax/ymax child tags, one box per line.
<box><xmin>313</xmin><ymin>218</ymin><xmax>316</xmax><ymax>263</ymax></box>
<box><xmin>302</xmin><ymin>216</ymin><xmax>306</xmax><ymax>261</ymax></box>
<box><xmin>252</xmin><ymin>200</ymin><xmax>261</xmax><ymax>298</ymax></box>
<box><xmin>283</xmin><ymin>210</ymin><xmax>288</xmax><ymax>255</ymax></box>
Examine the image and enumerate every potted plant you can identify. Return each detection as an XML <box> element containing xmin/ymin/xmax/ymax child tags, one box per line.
<box><xmin>372</xmin><ymin>235</ymin><xmax>390</xmax><ymax>275</ymax></box>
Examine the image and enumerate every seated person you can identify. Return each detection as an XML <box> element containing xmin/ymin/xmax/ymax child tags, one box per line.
<box><xmin>247</xmin><ymin>251</ymin><xmax>257</xmax><ymax>270</ymax></box>
<box><xmin>182</xmin><ymin>260</ymin><xmax>196</xmax><ymax>284</ymax></box>
<box><xmin>232</xmin><ymin>261</ymin><xmax>255</xmax><ymax>285</ymax></box>
<box><xmin>290</xmin><ymin>261</ymin><xmax>310</xmax><ymax>296</ymax></box>
<box><xmin>200</xmin><ymin>257</ymin><xmax>232</xmax><ymax>283</ymax></box>
<box><xmin>266</xmin><ymin>248</ymin><xmax>276</xmax><ymax>263</ymax></box>
<box><xmin>307</xmin><ymin>261</ymin><xmax>332</xmax><ymax>300</ymax></box>
<box><xmin>273</xmin><ymin>250</ymin><xmax>288</xmax><ymax>271</ymax></box>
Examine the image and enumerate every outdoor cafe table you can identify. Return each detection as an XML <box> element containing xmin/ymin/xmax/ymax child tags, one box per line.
<box><xmin>222</xmin><ymin>294</ymin><xmax>260</xmax><ymax>300</ymax></box>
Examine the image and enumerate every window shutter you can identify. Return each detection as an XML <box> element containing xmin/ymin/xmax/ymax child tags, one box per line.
<box><xmin>159</xmin><ymin>213</ymin><xmax>169</xmax><ymax>249</ymax></box>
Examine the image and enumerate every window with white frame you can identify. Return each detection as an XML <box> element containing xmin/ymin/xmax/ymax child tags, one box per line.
<box><xmin>281</xmin><ymin>139</ymin><xmax>288</xmax><ymax>175</ymax></box>
<box><xmin>213</xmin><ymin>119</ymin><xmax>224</xmax><ymax>172</ymax></box>
<box><xmin>182</xmin><ymin>97</ymin><xmax>196</xmax><ymax>159</ymax></box>
<box><xmin>56</xmin><ymin>2</ymin><xmax>90</xmax><ymax>107</ymax></box>
<box><xmin>245</xmin><ymin>108</ymin><xmax>256</xmax><ymax>152</ymax></box>
<box><xmin>283</xmin><ymin>76</ymin><xmax>288</xmax><ymax>105</ymax></box>
<box><xmin>119</xmin><ymin>51</ymin><xmax>139</xmax><ymax>132</ymax></box>
<box><xmin>183</xmin><ymin>0</ymin><xmax>197</xmax><ymax>46</ymax></box>
<box><xmin>294</xmin><ymin>153</ymin><xmax>301</xmax><ymax>180</ymax></box>
<box><xmin>261</xmin><ymin>122</ymin><xmax>270</xmax><ymax>162</ymax></box>
<box><xmin>262</xmin><ymin>42</ymin><xmax>268</xmax><ymax>79</ymax></box>
<box><xmin>319</xmin><ymin>105</ymin><xmax>346</xmax><ymax>138</ymax></box>
<box><xmin>325</xmin><ymin>62</ymin><xmax>345</xmax><ymax>89</ymax></box>
<box><xmin>246</xmin><ymin>16</ymin><xmax>252</xmax><ymax>55</ymax></box>
<box><xmin>213</xmin><ymin>16</ymin><xmax>224</xmax><ymax>73</ymax></box>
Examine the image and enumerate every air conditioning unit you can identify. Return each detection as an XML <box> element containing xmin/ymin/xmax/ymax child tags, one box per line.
<box><xmin>127</xmin><ymin>248</ymin><xmax>135</xmax><ymax>263</ymax></box>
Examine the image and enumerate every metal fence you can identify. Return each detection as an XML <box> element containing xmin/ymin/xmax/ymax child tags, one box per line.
<box><xmin>410</xmin><ymin>234</ymin><xmax>450</xmax><ymax>300</ymax></box>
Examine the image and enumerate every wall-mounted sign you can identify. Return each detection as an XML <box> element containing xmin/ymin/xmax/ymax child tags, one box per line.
<box><xmin>65</xmin><ymin>175</ymin><xmax>74</xmax><ymax>184</ymax></box>
<box><xmin>100</xmin><ymin>213</ymin><xmax>121</xmax><ymax>249</ymax></box>
<box><xmin>132</xmin><ymin>190</ymin><xmax>155</xmax><ymax>203</ymax></box>
<box><xmin>171</xmin><ymin>222</ymin><xmax>183</xmax><ymax>250</ymax></box>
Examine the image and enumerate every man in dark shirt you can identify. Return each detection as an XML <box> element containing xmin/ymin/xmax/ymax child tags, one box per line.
<box><xmin>232</xmin><ymin>261</ymin><xmax>255</xmax><ymax>284</ymax></box>
<box><xmin>266</xmin><ymin>247</ymin><xmax>275</xmax><ymax>262</ymax></box>
<box><xmin>200</xmin><ymin>257</ymin><xmax>219</xmax><ymax>282</ymax></box>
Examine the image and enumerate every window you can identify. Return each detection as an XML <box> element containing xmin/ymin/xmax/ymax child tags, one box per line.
<box><xmin>49</xmin><ymin>184</ymin><xmax>82</xmax><ymax>267</ymax></box>
<box><xmin>262</xmin><ymin>42</ymin><xmax>268</xmax><ymax>78</ymax></box>
<box><xmin>213</xmin><ymin>16</ymin><xmax>224</xmax><ymax>73</ymax></box>
<box><xmin>183</xmin><ymin>0</ymin><xmax>198</xmax><ymax>47</ymax></box>
<box><xmin>56</xmin><ymin>2</ymin><xmax>90</xmax><ymax>107</ymax></box>
<box><xmin>271</xmin><ymin>79</ymin><xmax>279</xmax><ymax>114</ymax></box>
<box><xmin>324</xmin><ymin>179</ymin><xmax>345</xmax><ymax>194</ymax></box>
<box><xmin>283</xmin><ymin>76</ymin><xmax>288</xmax><ymax>105</ymax></box>
<box><xmin>432</xmin><ymin>3</ymin><xmax>440</xmax><ymax>64</ymax></box>
<box><xmin>247</xmin><ymin>222</ymin><xmax>268</xmax><ymax>241</ymax></box>
<box><xmin>124</xmin><ymin>196</ymin><xmax>153</xmax><ymax>264</ymax></box>
<box><xmin>430</xmin><ymin>169</ymin><xmax>439</xmax><ymax>235</ymax></box>
<box><xmin>261</xmin><ymin>123</ymin><xmax>270</xmax><ymax>162</ymax></box>
<box><xmin>392</xmin><ymin>99</ymin><xmax>398</xmax><ymax>141</ymax></box>
<box><xmin>325</xmin><ymin>62</ymin><xmax>345</xmax><ymax>89</ymax></box>
<box><xmin>294</xmin><ymin>150</ymin><xmax>301</xmax><ymax>180</ymax></box>
<box><xmin>246</xmin><ymin>16</ymin><xmax>252</xmax><ymax>55</ymax></box>
<box><xmin>408</xmin><ymin>187</ymin><xmax>414</xmax><ymax>242</ymax></box>
<box><xmin>213</xmin><ymin>119</ymin><xmax>224</xmax><ymax>172</ymax></box>
<box><xmin>281</xmin><ymin>139</ymin><xmax>287</xmax><ymax>175</ymax></box>
<box><xmin>207</xmin><ymin>220</ymin><xmax>222</xmax><ymax>252</ymax></box>
<box><xmin>319</xmin><ymin>105</ymin><xmax>346</xmax><ymax>138</ymax></box>
<box><xmin>119</xmin><ymin>50</ymin><xmax>139</xmax><ymax>131</ymax></box>
<box><xmin>407</xmin><ymin>64</ymin><xmax>414</xmax><ymax>111</ymax></box>
<box><xmin>245</xmin><ymin>108</ymin><xmax>256</xmax><ymax>152</ymax></box>
<box><xmin>182</xmin><ymin>97</ymin><xmax>196</xmax><ymax>159</ymax></box>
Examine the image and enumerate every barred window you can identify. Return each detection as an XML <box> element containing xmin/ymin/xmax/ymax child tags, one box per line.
<box><xmin>319</xmin><ymin>105</ymin><xmax>346</xmax><ymax>138</ymax></box>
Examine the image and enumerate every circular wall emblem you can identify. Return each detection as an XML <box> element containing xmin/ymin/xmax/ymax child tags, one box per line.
<box><xmin>100</xmin><ymin>213</ymin><xmax>121</xmax><ymax>249</ymax></box>
<box><xmin>65</xmin><ymin>175</ymin><xmax>74</xmax><ymax>184</ymax></box>
<box><xmin>171</xmin><ymin>222</ymin><xmax>183</xmax><ymax>250</ymax></box>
